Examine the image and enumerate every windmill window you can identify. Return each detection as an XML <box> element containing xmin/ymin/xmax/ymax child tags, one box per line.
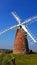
<box><xmin>20</xmin><ymin>38</ymin><xmax>22</xmax><ymax>40</ymax></box>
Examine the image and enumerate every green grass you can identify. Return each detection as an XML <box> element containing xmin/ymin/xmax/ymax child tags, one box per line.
<box><xmin>13</xmin><ymin>54</ymin><xmax>37</xmax><ymax>65</ymax></box>
<box><xmin>0</xmin><ymin>53</ymin><xmax>37</xmax><ymax>65</ymax></box>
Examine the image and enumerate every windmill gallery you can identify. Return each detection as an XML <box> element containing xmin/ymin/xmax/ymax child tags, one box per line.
<box><xmin>0</xmin><ymin>12</ymin><xmax>37</xmax><ymax>54</ymax></box>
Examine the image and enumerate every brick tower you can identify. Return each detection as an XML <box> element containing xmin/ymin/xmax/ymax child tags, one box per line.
<box><xmin>13</xmin><ymin>28</ymin><xmax>29</xmax><ymax>54</ymax></box>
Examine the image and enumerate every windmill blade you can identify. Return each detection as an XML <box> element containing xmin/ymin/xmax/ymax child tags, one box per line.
<box><xmin>11</xmin><ymin>12</ymin><xmax>21</xmax><ymax>24</ymax></box>
<box><xmin>27</xmin><ymin>31</ymin><xmax>36</xmax><ymax>43</ymax></box>
<box><xmin>21</xmin><ymin>25</ymin><xmax>36</xmax><ymax>43</ymax></box>
<box><xmin>0</xmin><ymin>24</ymin><xmax>20</xmax><ymax>35</ymax></box>
<box><xmin>22</xmin><ymin>16</ymin><xmax>37</xmax><ymax>25</ymax></box>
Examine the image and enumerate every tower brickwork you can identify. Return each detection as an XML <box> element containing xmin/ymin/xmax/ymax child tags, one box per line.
<box><xmin>13</xmin><ymin>29</ymin><xmax>29</xmax><ymax>54</ymax></box>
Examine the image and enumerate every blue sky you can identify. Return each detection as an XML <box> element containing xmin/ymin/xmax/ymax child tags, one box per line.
<box><xmin>0</xmin><ymin>0</ymin><xmax>37</xmax><ymax>50</ymax></box>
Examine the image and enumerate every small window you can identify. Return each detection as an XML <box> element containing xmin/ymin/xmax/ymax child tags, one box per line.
<box><xmin>20</xmin><ymin>38</ymin><xmax>22</xmax><ymax>40</ymax></box>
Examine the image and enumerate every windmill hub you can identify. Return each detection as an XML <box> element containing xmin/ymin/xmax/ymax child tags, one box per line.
<box><xmin>20</xmin><ymin>25</ymin><xmax>22</xmax><ymax>29</ymax></box>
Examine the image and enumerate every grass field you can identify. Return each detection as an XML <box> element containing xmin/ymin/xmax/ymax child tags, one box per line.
<box><xmin>0</xmin><ymin>53</ymin><xmax>37</xmax><ymax>65</ymax></box>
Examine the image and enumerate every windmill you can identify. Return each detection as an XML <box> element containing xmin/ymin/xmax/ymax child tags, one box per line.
<box><xmin>0</xmin><ymin>12</ymin><xmax>37</xmax><ymax>54</ymax></box>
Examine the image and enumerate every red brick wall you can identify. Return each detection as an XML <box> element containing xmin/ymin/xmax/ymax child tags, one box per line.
<box><xmin>13</xmin><ymin>29</ymin><xmax>29</xmax><ymax>54</ymax></box>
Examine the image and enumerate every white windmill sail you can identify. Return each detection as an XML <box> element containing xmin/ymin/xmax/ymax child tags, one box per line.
<box><xmin>21</xmin><ymin>25</ymin><xmax>36</xmax><ymax>42</ymax></box>
<box><xmin>11</xmin><ymin>12</ymin><xmax>21</xmax><ymax>24</ymax></box>
<box><xmin>0</xmin><ymin>24</ymin><xmax>20</xmax><ymax>35</ymax></box>
<box><xmin>22</xmin><ymin>16</ymin><xmax>37</xmax><ymax>25</ymax></box>
<box><xmin>0</xmin><ymin>12</ymin><xmax>37</xmax><ymax>43</ymax></box>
